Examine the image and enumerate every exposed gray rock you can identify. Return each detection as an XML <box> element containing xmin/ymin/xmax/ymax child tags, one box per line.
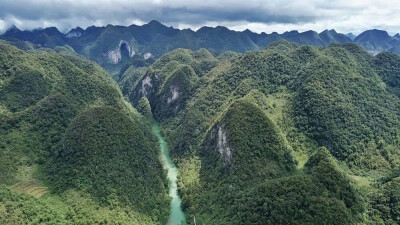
<box><xmin>167</xmin><ymin>85</ymin><xmax>179</xmax><ymax>104</ymax></box>
<box><xmin>144</xmin><ymin>52</ymin><xmax>152</xmax><ymax>60</ymax></box>
<box><xmin>216</xmin><ymin>125</ymin><xmax>232</xmax><ymax>165</ymax></box>
<box><xmin>107</xmin><ymin>49</ymin><xmax>121</xmax><ymax>64</ymax></box>
<box><xmin>139</xmin><ymin>76</ymin><xmax>152</xmax><ymax>96</ymax></box>
<box><xmin>66</xmin><ymin>31</ymin><xmax>82</xmax><ymax>38</ymax></box>
<box><xmin>368</xmin><ymin>50</ymin><xmax>381</xmax><ymax>56</ymax></box>
<box><xmin>106</xmin><ymin>40</ymin><xmax>136</xmax><ymax>64</ymax></box>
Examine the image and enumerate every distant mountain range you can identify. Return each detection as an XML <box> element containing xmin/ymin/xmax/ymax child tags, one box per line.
<box><xmin>2</xmin><ymin>20</ymin><xmax>400</xmax><ymax>74</ymax></box>
<box><xmin>3</xmin><ymin>20</ymin><xmax>400</xmax><ymax>224</ymax></box>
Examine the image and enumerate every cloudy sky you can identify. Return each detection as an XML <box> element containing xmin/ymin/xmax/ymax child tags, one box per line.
<box><xmin>0</xmin><ymin>0</ymin><xmax>399</xmax><ymax>35</ymax></box>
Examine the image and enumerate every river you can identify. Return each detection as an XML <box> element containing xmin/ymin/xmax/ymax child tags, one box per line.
<box><xmin>153</xmin><ymin>122</ymin><xmax>187</xmax><ymax>225</ymax></box>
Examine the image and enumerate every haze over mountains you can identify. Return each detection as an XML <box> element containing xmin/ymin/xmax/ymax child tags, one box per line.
<box><xmin>3</xmin><ymin>14</ymin><xmax>400</xmax><ymax>224</ymax></box>
<box><xmin>118</xmin><ymin>40</ymin><xmax>400</xmax><ymax>225</ymax></box>
<box><xmin>2</xmin><ymin>20</ymin><xmax>400</xmax><ymax>63</ymax></box>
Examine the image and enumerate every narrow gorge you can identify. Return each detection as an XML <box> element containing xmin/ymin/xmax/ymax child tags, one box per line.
<box><xmin>153</xmin><ymin>122</ymin><xmax>187</xmax><ymax>225</ymax></box>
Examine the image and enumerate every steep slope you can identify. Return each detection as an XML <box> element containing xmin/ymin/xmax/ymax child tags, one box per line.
<box><xmin>152</xmin><ymin>65</ymin><xmax>199</xmax><ymax>118</ymax></box>
<box><xmin>125</xmin><ymin>48</ymin><xmax>218</xmax><ymax>120</ymax></box>
<box><xmin>185</xmin><ymin>98</ymin><xmax>298</xmax><ymax>224</ymax></box>
<box><xmin>373</xmin><ymin>51</ymin><xmax>400</xmax><ymax>96</ymax></box>
<box><xmin>389</xmin><ymin>42</ymin><xmax>400</xmax><ymax>55</ymax></box>
<box><xmin>346</xmin><ymin>33</ymin><xmax>356</xmax><ymax>41</ymax></box>
<box><xmin>82</xmin><ymin>25</ymin><xmax>138</xmax><ymax>63</ymax></box>
<box><xmin>232</xmin><ymin>148</ymin><xmax>364</xmax><ymax>225</ymax></box>
<box><xmin>3</xmin><ymin>27</ymin><xmax>66</xmax><ymax>48</ymax></box>
<box><xmin>65</xmin><ymin>26</ymin><xmax>84</xmax><ymax>38</ymax></box>
<box><xmin>292</xmin><ymin>51</ymin><xmax>400</xmax><ymax>167</ymax></box>
<box><xmin>0</xmin><ymin>37</ymin><xmax>38</xmax><ymax>50</ymax></box>
<box><xmin>4</xmin><ymin>21</ymin><xmax>400</xmax><ymax>81</ymax></box>
<box><xmin>195</xmin><ymin>26</ymin><xmax>259</xmax><ymax>52</ymax></box>
<box><xmin>319</xmin><ymin>29</ymin><xmax>352</xmax><ymax>45</ymax></box>
<box><xmin>129</xmin><ymin>20</ymin><xmax>179</xmax><ymax>44</ymax></box>
<box><xmin>0</xmin><ymin>44</ymin><xmax>169</xmax><ymax>224</ymax></box>
<box><xmin>120</xmin><ymin>41</ymin><xmax>400</xmax><ymax>224</ymax></box>
<box><xmin>354</xmin><ymin>29</ymin><xmax>399</xmax><ymax>53</ymax></box>
<box><xmin>200</xmin><ymin>99</ymin><xmax>296</xmax><ymax>180</ymax></box>
<box><xmin>370</xmin><ymin>177</ymin><xmax>400</xmax><ymax>224</ymax></box>
<box><xmin>48</xmin><ymin>106</ymin><xmax>169</xmax><ymax>216</ymax></box>
<box><xmin>281</xmin><ymin>30</ymin><xmax>325</xmax><ymax>46</ymax></box>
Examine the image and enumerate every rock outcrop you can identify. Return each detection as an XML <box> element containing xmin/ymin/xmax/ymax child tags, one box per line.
<box><xmin>144</xmin><ymin>52</ymin><xmax>152</xmax><ymax>59</ymax></box>
<box><xmin>106</xmin><ymin>40</ymin><xmax>136</xmax><ymax>64</ymax></box>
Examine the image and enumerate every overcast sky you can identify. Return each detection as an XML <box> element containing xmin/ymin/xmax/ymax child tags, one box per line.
<box><xmin>0</xmin><ymin>0</ymin><xmax>399</xmax><ymax>35</ymax></box>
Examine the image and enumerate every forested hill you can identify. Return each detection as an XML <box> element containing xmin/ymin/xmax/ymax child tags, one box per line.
<box><xmin>0</xmin><ymin>44</ymin><xmax>170</xmax><ymax>224</ymax></box>
<box><xmin>2</xmin><ymin>21</ymin><xmax>400</xmax><ymax>78</ymax></box>
<box><xmin>121</xmin><ymin>41</ymin><xmax>400</xmax><ymax>224</ymax></box>
<box><xmin>2</xmin><ymin>27</ymin><xmax>400</xmax><ymax>224</ymax></box>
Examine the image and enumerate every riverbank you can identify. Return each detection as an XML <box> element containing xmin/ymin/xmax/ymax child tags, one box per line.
<box><xmin>153</xmin><ymin>122</ymin><xmax>186</xmax><ymax>225</ymax></box>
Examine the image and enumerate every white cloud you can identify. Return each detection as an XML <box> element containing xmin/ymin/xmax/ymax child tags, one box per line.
<box><xmin>0</xmin><ymin>0</ymin><xmax>399</xmax><ymax>35</ymax></box>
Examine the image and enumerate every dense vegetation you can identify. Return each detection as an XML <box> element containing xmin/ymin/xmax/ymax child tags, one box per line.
<box><xmin>0</xmin><ymin>44</ymin><xmax>169</xmax><ymax>224</ymax></box>
<box><xmin>200</xmin><ymin>99</ymin><xmax>296</xmax><ymax>180</ymax></box>
<box><xmin>124</xmin><ymin>41</ymin><xmax>400</xmax><ymax>224</ymax></box>
<box><xmin>292</xmin><ymin>50</ymin><xmax>400</xmax><ymax>167</ymax></box>
<box><xmin>0</xmin><ymin>186</ymin><xmax>157</xmax><ymax>224</ymax></box>
<box><xmin>373</xmin><ymin>51</ymin><xmax>400</xmax><ymax>97</ymax></box>
<box><xmin>7</xmin><ymin>21</ymin><xmax>400</xmax><ymax>80</ymax></box>
<box><xmin>3</xmin><ymin>28</ymin><xmax>400</xmax><ymax>223</ymax></box>
<box><xmin>229</xmin><ymin>148</ymin><xmax>364</xmax><ymax>225</ymax></box>
<box><xmin>124</xmin><ymin>48</ymin><xmax>219</xmax><ymax>120</ymax></box>
<box><xmin>5</xmin><ymin>21</ymin><xmax>400</xmax><ymax>64</ymax></box>
<box><xmin>47</xmin><ymin>106</ymin><xmax>169</xmax><ymax>218</ymax></box>
<box><xmin>369</xmin><ymin>177</ymin><xmax>400</xmax><ymax>224</ymax></box>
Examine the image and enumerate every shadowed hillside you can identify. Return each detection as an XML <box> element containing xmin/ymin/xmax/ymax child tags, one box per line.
<box><xmin>0</xmin><ymin>44</ymin><xmax>169</xmax><ymax>224</ymax></box>
<box><xmin>121</xmin><ymin>41</ymin><xmax>400</xmax><ymax>224</ymax></box>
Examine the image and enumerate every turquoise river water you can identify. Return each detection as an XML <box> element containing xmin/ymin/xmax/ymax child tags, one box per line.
<box><xmin>153</xmin><ymin>122</ymin><xmax>187</xmax><ymax>225</ymax></box>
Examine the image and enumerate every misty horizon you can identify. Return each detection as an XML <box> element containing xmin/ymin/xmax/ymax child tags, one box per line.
<box><xmin>1</xmin><ymin>0</ymin><xmax>400</xmax><ymax>36</ymax></box>
<box><xmin>2</xmin><ymin>20</ymin><xmax>399</xmax><ymax>37</ymax></box>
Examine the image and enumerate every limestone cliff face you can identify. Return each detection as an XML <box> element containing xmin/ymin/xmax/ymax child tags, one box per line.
<box><xmin>65</xmin><ymin>27</ymin><xmax>84</xmax><ymax>38</ymax></box>
<box><xmin>129</xmin><ymin>71</ymin><xmax>160</xmax><ymax>109</ymax></box>
<box><xmin>139</xmin><ymin>75</ymin><xmax>153</xmax><ymax>96</ymax></box>
<box><xmin>144</xmin><ymin>52</ymin><xmax>153</xmax><ymax>60</ymax></box>
<box><xmin>208</xmin><ymin>124</ymin><xmax>233</xmax><ymax>166</ymax></box>
<box><xmin>106</xmin><ymin>40</ymin><xmax>136</xmax><ymax>64</ymax></box>
<box><xmin>106</xmin><ymin>49</ymin><xmax>121</xmax><ymax>64</ymax></box>
<box><xmin>66</xmin><ymin>31</ymin><xmax>82</xmax><ymax>38</ymax></box>
<box><xmin>167</xmin><ymin>85</ymin><xmax>179</xmax><ymax>104</ymax></box>
<box><xmin>201</xmin><ymin>99</ymin><xmax>296</xmax><ymax>178</ymax></box>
